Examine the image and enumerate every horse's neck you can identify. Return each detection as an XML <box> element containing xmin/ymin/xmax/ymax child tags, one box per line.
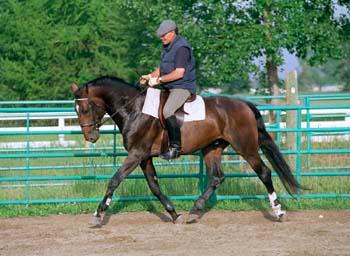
<box><xmin>102</xmin><ymin>86</ymin><xmax>145</xmax><ymax>131</ymax></box>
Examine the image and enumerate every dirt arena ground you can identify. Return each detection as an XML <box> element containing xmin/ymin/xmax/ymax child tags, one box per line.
<box><xmin>0</xmin><ymin>210</ymin><xmax>349</xmax><ymax>256</ymax></box>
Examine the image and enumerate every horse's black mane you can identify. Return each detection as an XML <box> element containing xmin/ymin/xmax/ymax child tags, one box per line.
<box><xmin>84</xmin><ymin>76</ymin><xmax>141</xmax><ymax>90</ymax></box>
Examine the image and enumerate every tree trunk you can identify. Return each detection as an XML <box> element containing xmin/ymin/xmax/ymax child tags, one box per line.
<box><xmin>266</xmin><ymin>55</ymin><xmax>280</xmax><ymax>140</ymax></box>
<box><xmin>263</xmin><ymin>7</ymin><xmax>280</xmax><ymax>140</ymax></box>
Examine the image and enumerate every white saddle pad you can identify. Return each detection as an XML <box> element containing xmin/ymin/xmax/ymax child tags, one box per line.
<box><xmin>142</xmin><ymin>88</ymin><xmax>205</xmax><ymax>122</ymax></box>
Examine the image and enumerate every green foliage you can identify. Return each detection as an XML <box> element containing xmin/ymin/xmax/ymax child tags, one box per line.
<box><xmin>299</xmin><ymin>42</ymin><xmax>350</xmax><ymax>91</ymax></box>
<box><xmin>337</xmin><ymin>43</ymin><xmax>350</xmax><ymax>91</ymax></box>
<box><xmin>0</xmin><ymin>0</ymin><xmax>349</xmax><ymax>100</ymax></box>
<box><xmin>0</xmin><ymin>0</ymin><xmax>130</xmax><ymax>100</ymax></box>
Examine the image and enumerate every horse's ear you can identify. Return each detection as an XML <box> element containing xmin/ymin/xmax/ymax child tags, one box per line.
<box><xmin>70</xmin><ymin>83</ymin><xmax>79</xmax><ymax>93</ymax></box>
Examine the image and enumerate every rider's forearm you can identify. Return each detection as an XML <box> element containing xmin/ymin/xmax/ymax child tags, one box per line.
<box><xmin>150</xmin><ymin>68</ymin><xmax>160</xmax><ymax>77</ymax></box>
<box><xmin>159</xmin><ymin>68</ymin><xmax>185</xmax><ymax>83</ymax></box>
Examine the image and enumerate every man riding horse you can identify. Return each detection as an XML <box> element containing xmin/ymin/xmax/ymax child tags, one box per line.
<box><xmin>71</xmin><ymin>19</ymin><xmax>301</xmax><ymax>226</ymax></box>
<box><xmin>141</xmin><ymin>20</ymin><xmax>196</xmax><ymax>160</ymax></box>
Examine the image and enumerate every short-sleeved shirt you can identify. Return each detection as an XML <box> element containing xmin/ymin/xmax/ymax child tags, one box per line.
<box><xmin>175</xmin><ymin>46</ymin><xmax>190</xmax><ymax>69</ymax></box>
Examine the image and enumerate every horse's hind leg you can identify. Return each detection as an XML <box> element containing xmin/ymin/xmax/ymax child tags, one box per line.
<box><xmin>140</xmin><ymin>158</ymin><xmax>183</xmax><ymax>223</ymax></box>
<box><xmin>188</xmin><ymin>141</ymin><xmax>227</xmax><ymax>223</ymax></box>
<box><xmin>244</xmin><ymin>153</ymin><xmax>286</xmax><ymax>220</ymax></box>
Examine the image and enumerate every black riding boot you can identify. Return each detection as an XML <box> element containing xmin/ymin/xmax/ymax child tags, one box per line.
<box><xmin>160</xmin><ymin>115</ymin><xmax>181</xmax><ymax>160</ymax></box>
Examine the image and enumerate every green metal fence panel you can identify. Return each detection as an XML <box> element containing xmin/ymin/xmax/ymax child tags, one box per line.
<box><xmin>0</xmin><ymin>94</ymin><xmax>349</xmax><ymax>205</ymax></box>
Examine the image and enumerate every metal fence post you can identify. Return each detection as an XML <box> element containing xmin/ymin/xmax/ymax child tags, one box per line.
<box><xmin>113</xmin><ymin>124</ymin><xmax>117</xmax><ymax>173</ymax></box>
<box><xmin>305</xmin><ymin>97</ymin><xmax>311</xmax><ymax>171</ymax></box>
<box><xmin>296</xmin><ymin>108</ymin><xmax>302</xmax><ymax>199</ymax></box>
<box><xmin>25</xmin><ymin>112</ymin><xmax>30</xmax><ymax>203</ymax></box>
<box><xmin>198</xmin><ymin>152</ymin><xmax>204</xmax><ymax>195</ymax></box>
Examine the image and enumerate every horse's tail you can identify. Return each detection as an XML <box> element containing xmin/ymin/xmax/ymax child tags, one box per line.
<box><xmin>244</xmin><ymin>100</ymin><xmax>301</xmax><ymax>196</ymax></box>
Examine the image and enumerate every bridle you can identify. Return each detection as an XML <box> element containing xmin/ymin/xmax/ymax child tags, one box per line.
<box><xmin>75</xmin><ymin>85</ymin><xmax>148</xmax><ymax>130</ymax></box>
<box><xmin>75</xmin><ymin>98</ymin><xmax>102</xmax><ymax>129</ymax></box>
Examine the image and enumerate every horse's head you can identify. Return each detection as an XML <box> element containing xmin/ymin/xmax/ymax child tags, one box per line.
<box><xmin>70</xmin><ymin>83</ymin><xmax>106</xmax><ymax>143</ymax></box>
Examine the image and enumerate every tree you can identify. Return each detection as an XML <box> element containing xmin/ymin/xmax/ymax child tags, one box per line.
<box><xmin>112</xmin><ymin>1</ymin><xmax>254</xmax><ymax>93</ymax></box>
<box><xmin>0</xmin><ymin>0</ymin><xmax>348</xmax><ymax>100</ymax></box>
<box><xmin>337</xmin><ymin>42</ymin><xmax>350</xmax><ymax>91</ymax></box>
<box><xmin>337</xmin><ymin>10</ymin><xmax>350</xmax><ymax>91</ymax></box>
<box><xmin>0</xmin><ymin>0</ymin><xmax>130</xmax><ymax>100</ymax></box>
<box><xmin>0</xmin><ymin>1</ymin><xmax>51</xmax><ymax>100</ymax></box>
<box><xmin>118</xmin><ymin>0</ymin><xmax>349</xmax><ymax>96</ymax></box>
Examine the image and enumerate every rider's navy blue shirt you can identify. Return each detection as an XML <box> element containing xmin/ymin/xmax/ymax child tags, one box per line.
<box><xmin>160</xmin><ymin>35</ymin><xmax>196</xmax><ymax>94</ymax></box>
<box><xmin>175</xmin><ymin>47</ymin><xmax>190</xmax><ymax>69</ymax></box>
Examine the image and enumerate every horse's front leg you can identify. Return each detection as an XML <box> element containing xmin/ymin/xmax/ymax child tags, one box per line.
<box><xmin>140</xmin><ymin>158</ymin><xmax>184</xmax><ymax>223</ymax></box>
<box><xmin>91</xmin><ymin>152</ymin><xmax>143</xmax><ymax>226</ymax></box>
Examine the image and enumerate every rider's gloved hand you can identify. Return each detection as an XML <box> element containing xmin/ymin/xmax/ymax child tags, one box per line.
<box><xmin>148</xmin><ymin>77</ymin><xmax>160</xmax><ymax>87</ymax></box>
<box><xmin>140</xmin><ymin>74</ymin><xmax>152</xmax><ymax>85</ymax></box>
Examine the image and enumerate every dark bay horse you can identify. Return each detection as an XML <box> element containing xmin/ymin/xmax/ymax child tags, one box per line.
<box><xmin>71</xmin><ymin>76</ymin><xmax>300</xmax><ymax>225</ymax></box>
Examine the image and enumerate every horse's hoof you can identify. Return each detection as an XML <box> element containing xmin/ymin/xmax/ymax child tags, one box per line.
<box><xmin>174</xmin><ymin>214</ymin><xmax>186</xmax><ymax>224</ymax></box>
<box><xmin>277</xmin><ymin>212</ymin><xmax>288</xmax><ymax>222</ymax></box>
<box><xmin>89</xmin><ymin>215</ymin><xmax>102</xmax><ymax>227</ymax></box>
<box><xmin>186</xmin><ymin>212</ymin><xmax>201</xmax><ymax>224</ymax></box>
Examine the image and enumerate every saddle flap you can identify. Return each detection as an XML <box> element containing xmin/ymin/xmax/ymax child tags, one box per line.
<box><xmin>158</xmin><ymin>89</ymin><xmax>196</xmax><ymax>129</ymax></box>
<box><xmin>142</xmin><ymin>88</ymin><xmax>205</xmax><ymax>122</ymax></box>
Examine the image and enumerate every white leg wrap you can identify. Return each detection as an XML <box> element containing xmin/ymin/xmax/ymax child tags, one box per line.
<box><xmin>272</xmin><ymin>204</ymin><xmax>286</xmax><ymax>218</ymax></box>
<box><xmin>268</xmin><ymin>192</ymin><xmax>277</xmax><ymax>206</ymax></box>
<box><xmin>268</xmin><ymin>192</ymin><xmax>286</xmax><ymax>218</ymax></box>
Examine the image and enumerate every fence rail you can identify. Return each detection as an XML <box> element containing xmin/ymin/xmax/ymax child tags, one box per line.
<box><xmin>0</xmin><ymin>93</ymin><xmax>350</xmax><ymax>205</ymax></box>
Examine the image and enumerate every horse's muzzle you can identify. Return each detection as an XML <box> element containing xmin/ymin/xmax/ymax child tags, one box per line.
<box><xmin>86</xmin><ymin>130</ymin><xmax>100</xmax><ymax>143</ymax></box>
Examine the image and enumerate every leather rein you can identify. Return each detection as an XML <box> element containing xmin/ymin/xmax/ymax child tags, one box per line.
<box><xmin>75</xmin><ymin>86</ymin><xmax>148</xmax><ymax>130</ymax></box>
